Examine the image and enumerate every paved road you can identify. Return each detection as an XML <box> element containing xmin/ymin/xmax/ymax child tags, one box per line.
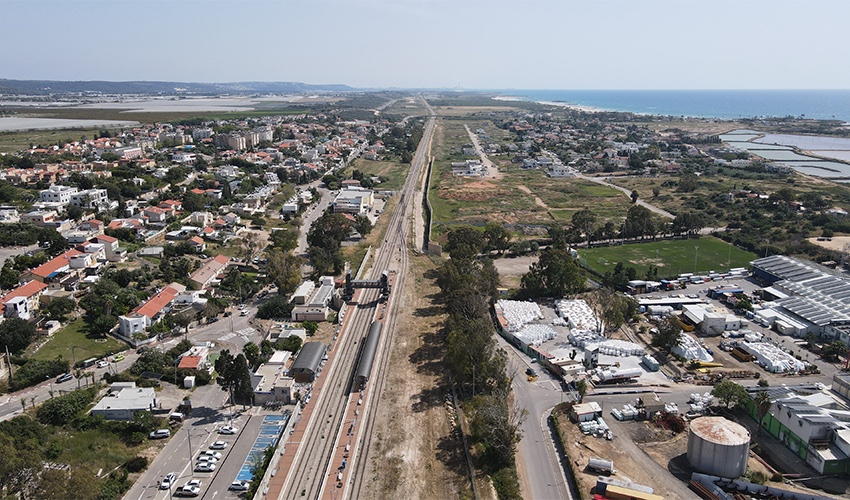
<box><xmin>497</xmin><ymin>335</ymin><xmax>576</xmax><ymax>500</ymax></box>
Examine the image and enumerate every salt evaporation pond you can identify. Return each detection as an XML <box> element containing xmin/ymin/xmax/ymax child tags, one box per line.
<box><xmin>0</xmin><ymin>117</ymin><xmax>138</xmax><ymax>132</ymax></box>
<box><xmin>755</xmin><ymin>133</ymin><xmax>850</xmax><ymax>150</ymax></box>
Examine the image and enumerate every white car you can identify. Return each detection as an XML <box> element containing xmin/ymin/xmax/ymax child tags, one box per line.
<box><xmin>209</xmin><ymin>440</ymin><xmax>228</xmax><ymax>450</ymax></box>
<box><xmin>176</xmin><ymin>479</ymin><xmax>201</xmax><ymax>497</ymax></box>
<box><xmin>229</xmin><ymin>480</ymin><xmax>250</xmax><ymax>491</ymax></box>
<box><xmin>160</xmin><ymin>472</ymin><xmax>176</xmax><ymax>490</ymax></box>
<box><xmin>149</xmin><ymin>429</ymin><xmax>171</xmax><ymax>439</ymax></box>
<box><xmin>196</xmin><ymin>455</ymin><xmax>219</xmax><ymax>464</ymax></box>
<box><xmin>199</xmin><ymin>451</ymin><xmax>222</xmax><ymax>460</ymax></box>
<box><xmin>219</xmin><ymin>425</ymin><xmax>238</xmax><ymax>435</ymax></box>
<box><xmin>96</xmin><ymin>360</ymin><xmax>109</xmax><ymax>368</ymax></box>
<box><xmin>194</xmin><ymin>462</ymin><xmax>216</xmax><ymax>472</ymax></box>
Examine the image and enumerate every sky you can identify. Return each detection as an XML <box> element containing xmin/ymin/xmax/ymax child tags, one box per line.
<box><xmin>2</xmin><ymin>0</ymin><xmax>849</xmax><ymax>90</ymax></box>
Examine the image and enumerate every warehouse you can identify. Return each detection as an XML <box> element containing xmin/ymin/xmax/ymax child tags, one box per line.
<box><xmin>751</xmin><ymin>255</ymin><xmax>850</xmax><ymax>341</ymax></box>
<box><xmin>289</xmin><ymin>342</ymin><xmax>326</xmax><ymax>383</ymax></box>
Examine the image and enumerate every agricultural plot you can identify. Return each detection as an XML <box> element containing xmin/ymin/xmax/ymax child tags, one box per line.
<box><xmin>578</xmin><ymin>236</ymin><xmax>757</xmax><ymax>279</ymax></box>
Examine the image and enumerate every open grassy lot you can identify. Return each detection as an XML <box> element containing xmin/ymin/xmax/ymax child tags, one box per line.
<box><xmin>427</xmin><ymin>119</ymin><xmax>632</xmax><ymax>232</ymax></box>
<box><xmin>29</xmin><ymin>318</ymin><xmax>126</xmax><ymax>363</ymax></box>
<box><xmin>344</xmin><ymin>159</ymin><xmax>410</xmax><ymax>190</ymax></box>
<box><xmin>578</xmin><ymin>236</ymin><xmax>758</xmax><ymax>278</ymax></box>
<box><xmin>606</xmin><ymin>171</ymin><xmax>850</xmax><ymax>222</ymax></box>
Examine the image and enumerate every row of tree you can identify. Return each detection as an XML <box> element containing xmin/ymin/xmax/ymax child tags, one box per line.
<box><xmin>438</xmin><ymin>226</ymin><xmax>524</xmax><ymax>499</ymax></box>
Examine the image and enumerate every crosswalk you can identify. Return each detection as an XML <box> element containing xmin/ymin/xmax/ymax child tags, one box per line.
<box><xmin>219</xmin><ymin>327</ymin><xmax>257</xmax><ymax>343</ymax></box>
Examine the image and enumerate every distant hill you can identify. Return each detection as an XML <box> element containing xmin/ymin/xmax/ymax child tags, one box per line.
<box><xmin>0</xmin><ymin>79</ymin><xmax>356</xmax><ymax>95</ymax></box>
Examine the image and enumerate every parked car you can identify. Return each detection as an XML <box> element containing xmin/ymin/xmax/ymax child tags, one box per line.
<box><xmin>224</xmin><ymin>311</ymin><xmax>232</xmax><ymax>317</ymax></box>
<box><xmin>209</xmin><ymin>317</ymin><xmax>220</xmax><ymax>323</ymax></box>
<box><xmin>113</xmin><ymin>353</ymin><xmax>124</xmax><ymax>362</ymax></box>
<box><xmin>56</xmin><ymin>373</ymin><xmax>73</xmax><ymax>383</ymax></box>
<box><xmin>160</xmin><ymin>472</ymin><xmax>176</xmax><ymax>490</ymax></box>
<box><xmin>176</xmin><ymin>479</ymin><xmax>201</xmax><ymax>497</ymax></box>
<box><xmin>194</xmin><ymin>462</ymin><xmax>216</xmax><ymax>472</ymax></box>
<box><xmin>199</xmin><ymin>451</ymin><xmax>222</xmax><ymax>460</ymax></box>
<box><xmin>240</xmin><ymin>310</ymin><xmax>248</xmax><ymax>317</ymax></box>
<box><xmin>96</xmin><ymin>360</ymin><xmax>109</xmax><ymax>368</ymax></box>
<box><xmin>149</xmin><ymin>429</ymin><xmax>171</xmax><ymax>439</ymax></box>
<box><xmin>209</xmin><ymin>441</ymin><xmax>228</xmax><ymax>450</ymax></box>
<box><xmin>218</xmin><ymin>425</ymin><xmax>238</xmax><ymax>435</ymax></box>
<box><xmin>229</xmin><ymin>481</ymin><xmax>250</xmax><ymax>491</ymax></box>
<box><xmin>196</xmin><ymin>455</ymin><xmax>218</xmax><ymax>464</ymax></box>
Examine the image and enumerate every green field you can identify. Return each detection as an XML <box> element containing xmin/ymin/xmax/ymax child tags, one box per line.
<box><xmin>29</xmin><ymin>319</ymin><xmax>126</xmax><ymax>363</ymax></box>
<box><xmin>578</xmin><ymin>236</ymin><xmax>757</xmax><ymax>279</ymax></box>
<box><xmin>344</xmin><ymin>159</ymin><xmax>410</xmax><ymax>190</ymax></box>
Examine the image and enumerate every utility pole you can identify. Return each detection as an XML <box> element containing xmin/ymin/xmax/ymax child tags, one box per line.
<box><xmin>694</xmin><ymin>245</ymin><xmax>699</xmax><ymax>274</ymax></box>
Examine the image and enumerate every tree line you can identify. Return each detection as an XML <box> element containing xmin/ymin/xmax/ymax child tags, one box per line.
<box><xmin>437</xmin><ymin>226</ymin><xmax>524</xmax><ymax>500</ymax></box>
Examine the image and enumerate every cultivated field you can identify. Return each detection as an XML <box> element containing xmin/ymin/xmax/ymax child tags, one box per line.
<box><xmin>578</xmin><ymin>236</ymin><xmax>758</xmax><ymax>278</ymax></box>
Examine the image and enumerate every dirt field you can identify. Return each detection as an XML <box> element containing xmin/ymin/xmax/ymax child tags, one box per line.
<box><xmin>360</xmin><ymin>254</ymin><xmax>480</xmax><ymax>499</ymax></box>
<box><xmin>808</xmin><ymin>235</ymin><xmax>850</xmax><ymax>252</ymax></box>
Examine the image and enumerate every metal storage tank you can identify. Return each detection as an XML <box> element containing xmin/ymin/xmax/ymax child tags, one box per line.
<box><xmin>687</xmin><ymin>416</ymin><xmax>750</xmax><ymax>478</ymax></box>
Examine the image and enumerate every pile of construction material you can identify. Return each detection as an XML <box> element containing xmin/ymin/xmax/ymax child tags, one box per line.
<box><xmin>568</xmin><ymin>332</ymin><xmax>644</xmax><ymax>356</ymax></box>
<box><xmin>579</xmin><ymin>416</ymin><xmax>612</xmax><ymax>439</ymax></box>
<box><xmin>672</xmin><ymin>333</ymin><xmax>714</xmax><ymax>362</ymax></box>
<box><xmin>552</xmin><ymin>317</ymin><xmax>568</xmax><ymax>327</ymax></box>
<box><xmin>512</xmin><ymin>324</ymin><xmax>557</xmax><ymax>346</ymax></box>
<box><xmin>497</xmin><ymin>300</ymin><xmax>543</xmax><ymax>332</ymax></box>
<box><xmin>688</xmin><ymin>392</ymin><xmax>713</xmax><ymax>414</ymax></box>
<box><xmin>744</xmin><ymin>331</ymin><xmax>763</xmax><ymax>343</ymax></box>
<box><xmin>611</xmin><ymin>404</ymin><xmax>640</xmax><ymax>421</ymax></box>
<box><xmin>664</xmin><ymin>402</ymin><xmax>680</xmax><ymax>414</ymax></box>
<box><xmin>739</xmin><ymin>341</ymin><xmax>806</xmax><ymax>373</ymax></box>
<box><xmin>555</xmin><ymin>299</ymin><xmax>598</xmax><ymax>331</ymax></box>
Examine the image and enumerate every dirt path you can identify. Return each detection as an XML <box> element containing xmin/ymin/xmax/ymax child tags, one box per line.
<box><xmin>464</xmin><ymin>124</ymin><xmax>504</xmax><ymax>180</ymax></box>
<box><xmin>578</xmin><ymin>174</ymin><xmax>675</xmax><ymax>219</ymax></box>
<box><xmin>516</xmin><ymin>184</ymin><xmax>550</xmax><ymax>209</ymax></box>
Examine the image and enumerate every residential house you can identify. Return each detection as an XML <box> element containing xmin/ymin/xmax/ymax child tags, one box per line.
<box><xmin>118</xmin><ymin>282</ymin><xmax>186</xmax><ymax>337</ymax></box>
<box><xmin>187</xmin><ymin>236</ymin><xmax>206</xmax><ymax>253</ymax></box>
<box><xmin>39</xmin><ymin>185</ymin><xmax>78</xmax><ymax>205</ymax></box>
<box><xmin>93</xmin><ymin>234</ymin><xmax>127</xmax><ymax>262</ymax></box>
<box><xmin>0</xmin><ymin>280</ymin><xmax>48</xmax><ymax>319</ymax></box>
<box><xmin>143</xmin><ymin>206</ymin><xmax>167</xmax><ymax>224</ymax></box>
<box><xmin>189</xmin><ymin>255</ymin><xmax>230</xmax><ymax>290</ymax></box>
<box><xmin>25</xmin><ymin>249</ymin><xmax>84</xmax><ymax>283</ymax></box>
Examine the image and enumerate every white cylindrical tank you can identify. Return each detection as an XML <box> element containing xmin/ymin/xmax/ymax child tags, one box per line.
<box><xmin>687</xmin><ymin>416</ymin><xmax>750</xmax><ymax>478</ymax></box>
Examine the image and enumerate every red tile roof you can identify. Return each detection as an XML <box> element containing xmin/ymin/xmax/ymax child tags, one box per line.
<box><xmin>0</xmin><ymin>280</ymin><xmax>48</xmax><ymax>313</ymax></box>
<box><xmin>30</xmin><ymin>249</ymin><xmax>83</xmax><ymax>279</ymax></box>
<box><xmin>95</xmin><ymin>234</ymin><xmax>118</xmax><ymax>243</ymax></box>
<box><xmin>188</xmin><ymin>236</ymin><xmax>205</xmax><ymax>245</ymax></box>
<box><xmin>177</xmin><ymin>356</ymin><xmax>201</xmax><ymax>369</ymax></box>
<box><xmin>133</xmin><ymin>284</ymin><xmax>184</xmax><ymax>319</ymax></box>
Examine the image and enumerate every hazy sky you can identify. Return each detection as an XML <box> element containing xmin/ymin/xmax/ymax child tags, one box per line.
<box><xmin>2</xmin><ymin>0</ymin><xmax>848</xmax><ymax>90</ymax></box>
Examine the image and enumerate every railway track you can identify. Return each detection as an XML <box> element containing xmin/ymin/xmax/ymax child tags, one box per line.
<box><xmin>279</xmin><ymin>98</ymin><xmax>435</xmax><ymax>500</ymax></box>
<box><xmin>346</xmin><ymin>102</ymin><xmax>435</xmax><ymax>499</ymax></box>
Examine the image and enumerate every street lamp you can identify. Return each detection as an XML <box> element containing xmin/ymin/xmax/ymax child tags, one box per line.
<box><xmin>694</xmin><ymin>245</ymin><xmax>699</xmax><ymax>274</ymax></box>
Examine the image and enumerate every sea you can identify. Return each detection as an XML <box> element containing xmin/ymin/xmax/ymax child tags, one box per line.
<box><xmin>497</xmin><ymin>89</ymin><xmax>850</xmax><ymax>122</ymax></box>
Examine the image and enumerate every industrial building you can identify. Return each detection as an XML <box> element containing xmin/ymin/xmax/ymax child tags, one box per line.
<box><xmin>744</xmin><ymin>383</ymin><xmax>850</xmax><ymax>474</ymax></box>
<box><xmin>289</xmin><ymin>342</ymin><xmax>326</xmax><ymax>383</ymax></box>
<box><xmin>332</xmin><ymin>187</ymin><xmax>373</xmax><ymax>214</ymax></box>
<box><xmin>751</xmin><ymin>255</ymin><xmax>850</xmax><ymax>342</ymax></box>
<box><xmin>687</xmin><ymin>417</ymin><xmax>750</xmax><ymax>479</ymax></box>
<box><xmin>291</xmin><ymin>277</ymin><xmax>336</xmax><ymax>322</ymax></box>
<box><xmin>90</xmin><ymin>382</ymin><xmax>157</xmax><ymax>420</ymax></box>
<box><xmin>252</xmin><ymin>351</ymin><xmax>294</xmax><ymax>405</ymax></box>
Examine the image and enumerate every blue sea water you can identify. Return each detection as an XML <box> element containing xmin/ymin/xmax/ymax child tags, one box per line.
<box><xmin>499</xmin><ymin>89</ymin><xmax>850</xmax><ymax>122</ymax></box>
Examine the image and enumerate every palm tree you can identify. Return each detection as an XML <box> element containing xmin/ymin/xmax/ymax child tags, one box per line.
<box><xmin>754</xmin><ymin>390</ymin><xmax>772</xmax><ymax>436</ymax></box>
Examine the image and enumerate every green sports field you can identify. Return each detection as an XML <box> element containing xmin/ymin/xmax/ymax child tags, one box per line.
<box><xmin>578</xmin><ymin>236</ymin><xmax>757</xmax><ymax>279</ymax></box>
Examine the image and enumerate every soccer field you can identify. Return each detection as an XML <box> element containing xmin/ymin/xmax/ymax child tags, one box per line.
<box><xmin>578</xmin><ymin>237</ymin><xmax>758</xmax><ymax>279</ymax></box>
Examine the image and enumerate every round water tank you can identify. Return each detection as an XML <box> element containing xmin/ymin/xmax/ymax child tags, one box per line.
<box><xmin>687</xmin><ymin>416</ymin><xmax>750</xmax><ymax>478</ymax></box>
